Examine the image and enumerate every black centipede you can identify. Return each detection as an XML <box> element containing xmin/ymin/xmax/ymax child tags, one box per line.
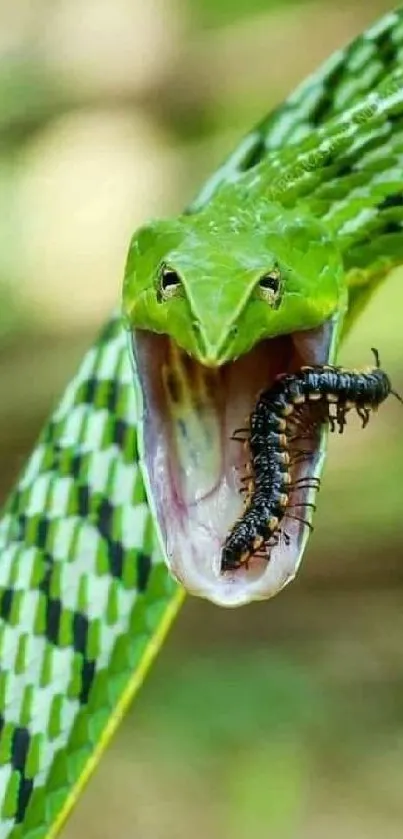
<box><xmin>221</xmin><ymin>349</ymin><xmax>401</xmax><ymax>572</ymax></box>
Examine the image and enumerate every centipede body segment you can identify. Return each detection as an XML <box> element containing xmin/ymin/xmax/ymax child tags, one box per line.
<box><xmin>222</xmin><ymin>351</ymin><xmax>398</xmax><ymax>571</ymax></box>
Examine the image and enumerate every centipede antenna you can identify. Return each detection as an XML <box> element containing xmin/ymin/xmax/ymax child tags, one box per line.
<box><xmin>371</xmin><ymin>347</ymin><xmax>381</xmax><ymax>368</ymax></box>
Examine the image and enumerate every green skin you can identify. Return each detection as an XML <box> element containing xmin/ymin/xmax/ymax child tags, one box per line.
<box><xmin>0</xmin><ymin>8</ymin><xmax>402</xmax><ymax>838</ymax></box>
<box><xmin>123</xmin><ymin>197</ymin><xmax>345</xmax><ymax>365</ymax></box>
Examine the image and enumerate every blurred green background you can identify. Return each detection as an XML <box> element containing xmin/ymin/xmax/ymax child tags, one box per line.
<box><xmin>0</xmin><ymin>0</ymin><xmax>403</xmax><ymax>837</ymax></box>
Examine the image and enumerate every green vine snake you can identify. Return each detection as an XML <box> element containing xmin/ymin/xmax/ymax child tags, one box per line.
<box><xmin>0</xmin><ymin>6</ymin><xmax>402</xmax><ymax>837</ymax></box>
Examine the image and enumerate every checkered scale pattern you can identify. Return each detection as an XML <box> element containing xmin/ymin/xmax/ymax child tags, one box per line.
<box><xmin>193</xmin><ymin>9</ymin><xmax>403</xmax><ymax>210</ymax></box>
<box><xmin>0</xmin><ymin>316</ymin><xmax>178</xmax><ymax>838</ymax></box>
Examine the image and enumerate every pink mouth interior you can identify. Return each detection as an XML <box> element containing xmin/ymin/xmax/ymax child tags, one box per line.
<box><xmin>132</xmin><ymin>322</ymin><xmax>334</xmax><ymax>607</ymax></box>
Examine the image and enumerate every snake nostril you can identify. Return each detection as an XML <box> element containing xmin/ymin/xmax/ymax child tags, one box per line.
<box><xmin>192</xmin><ymin>320</ymin><xmax>204</xmax><ymax>342</ymax></box>
<box><xmin>191</xmin><ymin>320</ymin><xmax>207</xmax><ymax>354</ymax></box>
<box><xmin>221</xmin><ymin>325</ymin><xmax>238</xmax><ymax>355</ymax></box>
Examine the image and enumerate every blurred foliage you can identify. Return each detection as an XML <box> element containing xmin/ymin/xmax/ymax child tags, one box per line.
<box><xmin>0</xmin><ymin>0</ymin><xmax>402</xmax><ymax>837</ymax></box>
<box><xmin>0</xmin><ymin>56</ymin><xmax>62</xmax><ymax>139</ymax></box>
<box><xmin>191</xmin><ymin>0</ymin><xmax>302</xmax><ymax>28</ymax></box>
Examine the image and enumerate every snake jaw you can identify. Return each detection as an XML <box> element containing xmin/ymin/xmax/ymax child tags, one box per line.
<box><xmin>130</xmin><ymin>316</ymin><xmax>339</xmax><ymax>607</ymax></box>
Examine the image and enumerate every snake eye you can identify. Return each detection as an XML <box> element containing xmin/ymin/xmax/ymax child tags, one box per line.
<box><xmin>158</xmin><ymin>264</ymin><xmax>182</xmax><ymax>301</ymax></box>
<box><xmin>257</xmin><ymin>267</ymin><xmax>282</xmax><ymax>306</ymax></box>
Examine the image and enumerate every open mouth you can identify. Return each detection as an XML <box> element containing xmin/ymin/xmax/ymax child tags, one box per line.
<box><xmin>130</xmin><ymin>318</ymin><xmax>338</xmax><ymax>607</ymax></box>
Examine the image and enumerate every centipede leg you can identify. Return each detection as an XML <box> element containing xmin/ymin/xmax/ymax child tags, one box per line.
<box><xmin>288</xmin><ymin>445</ymin><xmax>316</xmax><ymax>461</ymax></box>
<box><xmin>252</xmin><ymin>551</ymin><xmax>270</xmax><ymax>561</ymax></box>
<box><xmin>290</xmin><ymin>453</ymin><xmax>315</xmax><ymax>465</ymax></box>
<box><xmin>285</xmin><ymin>513</ymin><xmax>314</xmax><ymax>531</ymax></box>
<box><xmin>328</xmin><ymin>413</ymin><xmax>337</xmax><ymax>433</ymax></box>
<box><xmin>289</xmin><ymin>479</ymin><xmax>320</xmax><ymax>491</ymax></box>
<box><xmin>292</xmin><ymin>476</ymin><xmax>321</xmax><ymax>487</ymax></box>
<box><xmin>289</xmin><ymin>487</ymin><xmax>319</xmax><ymax>496</ymax></box>
<box><xmin>336</xmin><ymin>405</ymin><xmax>348</xmax><ymax>433</ymax></box>
<box><xmin>288</xmin><ymin>502</ymin><xmax>317</xmax><ymax>512</ymax></box>
<box><xmin>231</xmin><ymin>428</ymin><xmax>249</xmax><ymax>441</ymax></box>
<box><xmin>269</xmin><ymin>530</ymin><xmax>291</xmax><ymax>548</ymax></box>
<box><xmin>356</xmin><ymin>405</ymin><xmax>370</xmax><ymax>428</ymax></box>
<box><xmin>289</xmin><ymin>446</ymin><xmax>316</xmax><ymax>456</ymax></box>
<box><xmin>288</xmin><ymin>431</ymin><xmax>319</xmax><ymax>442</ymax></box>
<box><xmin>275</xmin><ymin>530</ymin><xmax>291</xmax><ymax>547</ymax></box>
<box><xmin>391</xmin><ymin>389</ymin><xmax>403</xmax><ymax>405</ymax></box>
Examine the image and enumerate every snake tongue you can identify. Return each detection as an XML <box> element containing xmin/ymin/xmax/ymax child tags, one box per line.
<box><xmin>131</xmin><ymin>316</ymin><xmax>339</xmax><ymax>607</ymax></box>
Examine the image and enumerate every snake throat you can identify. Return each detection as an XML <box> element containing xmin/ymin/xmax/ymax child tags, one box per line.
<box><xmin>130</xmin><ymin>317</ymin><xmax>339</xmax><ymax>607</ymax></box>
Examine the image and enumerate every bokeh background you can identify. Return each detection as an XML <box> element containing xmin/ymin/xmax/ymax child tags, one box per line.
<box><xmin>0</xmin><ymin>0</ymin><xmax>403</xmax><ymax>837</ymax></box>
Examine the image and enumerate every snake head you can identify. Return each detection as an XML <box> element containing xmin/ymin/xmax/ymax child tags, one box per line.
<box><xmin>122</xmin><ymin>187</ymin><xmax>346</xmax><ymax>606</ymax></box>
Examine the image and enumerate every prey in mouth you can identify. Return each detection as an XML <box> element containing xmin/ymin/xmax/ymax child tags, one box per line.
<box><xmin>220</xmin><ymin>347</ymin><xmax>396</xmax><ymax>577</ymax></box>
<box><xmin>130</xmin><ymin>318</ymin><xmax>337</xmax><ymax>607</ymax></box>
